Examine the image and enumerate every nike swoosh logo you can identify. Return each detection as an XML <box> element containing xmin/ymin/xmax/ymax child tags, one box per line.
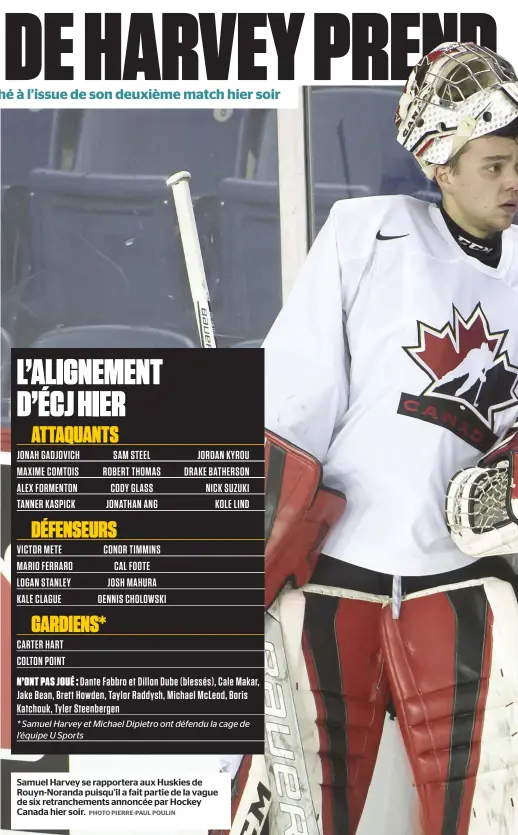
<box><xmin>376</xmin><ymin>231</ymin><xmax>409</xmax><ymax>241</ymax></box>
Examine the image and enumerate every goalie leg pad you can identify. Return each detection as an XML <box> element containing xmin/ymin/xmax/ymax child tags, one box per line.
<box><xmin>380</xmin><ymin>577</ymin><xmax>518</xmax><ymax>835</ymax></box>
<box><xmin>265</xmin><ymin>431</ymin><xmax>346</xmax><ymax>609</ymax></box>
<box><xmin>224</xmin><ymin>586</ymin><xmax>390</xmax><ymax>835</ymax></box>
<box><xmin>298</xmin><ymin>584</ymin><xmax>390</xmax><ymax>835</ymax></box>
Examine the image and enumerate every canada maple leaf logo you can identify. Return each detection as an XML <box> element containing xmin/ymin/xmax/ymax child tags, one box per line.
<box><xmin>403</xmin><ymin>304</ymin><xmax>518</xmax><ymax>429</ymax></box>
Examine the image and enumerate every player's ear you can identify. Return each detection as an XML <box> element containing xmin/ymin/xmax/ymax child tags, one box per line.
<box><xmin>435</xmin><ymin>164</ymin><xmax>455</xmax><ymax>193</ymax></box>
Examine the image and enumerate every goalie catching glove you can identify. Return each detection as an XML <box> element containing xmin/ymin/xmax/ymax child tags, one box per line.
<box><xmin>265</xmin><ymin>430</ymin><xmax>346</xmax><ymax>608</ymax></box>
<box><xmin>445</xmin><ymin>426</ymin><xmax>518</xmax><ymax>558</ymax></box>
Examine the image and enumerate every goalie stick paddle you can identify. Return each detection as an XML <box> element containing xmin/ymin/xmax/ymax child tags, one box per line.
<box><xmin>169</xmin><ymin>172</ymin><xmax>317</xmax><ymax>834</ymax></box>
<box><xmin>227</xmin><ymin>602</ymin><xmax>319</xmax><ymax>835</ymax></box>
<box><xmin>166</xmin><ymin>170</ymin><xmax>217</xmax><ymax>348</ymax></box>
<box><xmin>264</xmin><ymin>599</ymin><xmax>320</xmax><ymax>835</ymax></box>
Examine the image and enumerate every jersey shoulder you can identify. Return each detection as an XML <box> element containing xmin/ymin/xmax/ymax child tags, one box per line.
<box><xmin>329</xmin><ymin>194</ymin><xmax>432</xmax><ymax>256</ymax></box>
<box><xmin>504</xmin><ymin>222</ymin><xmax>518</xmax><ymax>287</ymax></box>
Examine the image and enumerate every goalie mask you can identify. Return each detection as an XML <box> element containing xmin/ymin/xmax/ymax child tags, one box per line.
<box><xmin>396</xmin><ymin>42</ymin><xmax>518</xmax><ymax>178</ymax></box>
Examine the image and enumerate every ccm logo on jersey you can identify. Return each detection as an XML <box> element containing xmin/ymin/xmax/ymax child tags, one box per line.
<box><xmin>457</xmin><ymin>235</ymin><xmax>494</xmax><ymax>254</ymax></box>
<box><xmin>398</xmin><ymin>303</ymin><xmax>518</xmax><ymax>453</ymax></box>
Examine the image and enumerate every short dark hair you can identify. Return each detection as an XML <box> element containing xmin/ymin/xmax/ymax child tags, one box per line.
<box><xmin>489</xmin><ymin>115</ymin><xmax>518</xmax><ymax>140</ymax></box>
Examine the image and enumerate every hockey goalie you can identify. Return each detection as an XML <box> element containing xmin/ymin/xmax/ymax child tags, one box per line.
<box><xmin>226</xmin><ymin>42</ymin><xmax>518</xmax><ymax>835</ymax></box>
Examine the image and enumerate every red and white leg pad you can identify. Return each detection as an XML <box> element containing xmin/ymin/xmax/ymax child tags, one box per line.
<box><xmin>290</xmin><ymin>584</ymin><xmax>391</xmax><ymax>835</ymax></box>
<box><xmin>224</xmin><ymin>585</ymin><xmax>391</xmax><ymax>835</ymax></box>
<box><xmin>381</xmin><ymin>577</ymin><xmax>518</xmax><ymax>835</ymax></box>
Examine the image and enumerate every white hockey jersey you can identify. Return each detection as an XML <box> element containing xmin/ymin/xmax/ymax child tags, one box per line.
<box><xmin>264</xmin><ymin>195</ymin><xmax>518</xmax><ymax>575</ymax></box>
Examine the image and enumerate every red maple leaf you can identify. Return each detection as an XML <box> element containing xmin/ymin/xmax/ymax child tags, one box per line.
<box><xmin>408</xmin><ymin>307</ymin><xmax>501</xmax><ymax>381</ymax></box>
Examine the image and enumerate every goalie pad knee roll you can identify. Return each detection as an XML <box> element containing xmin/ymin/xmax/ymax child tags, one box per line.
<box><xmin>265</xmin><ymin>431</ymin><xmax>346</xmax><ymax>609</ymax></box>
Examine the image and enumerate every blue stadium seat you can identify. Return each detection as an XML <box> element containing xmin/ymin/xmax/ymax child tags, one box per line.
<box><xmin>214</xmin><ymin>179</ymin><xmax>281</xmax><ymax>342</ymax></box>
<box><xmin>1</xmin><ymin>111</ymin><xmax>55</xmax><ymax>300</ymax></box>
<box><xmin>1</xmin><ymin>328</ymin><xmax>12</xmax><ymax>418</ymax></box>
<box><xmin>49</xmin><ymin>109</ymin><xmax>243</xmax><ymax>195</ymax></box>
<box><xmin>308</xmin><ymin>87</ymin><xmax>425</xmax><ymax>195</ymax></box>
<box><xmin>30</xmin><ymin>324</ymin><xmax>196</xmax><ymax>349</ymax></box>
<box><xmin>7</xmin><ymin>169</ymin><xmax>205</xmax><ymax>347</ymax></box>
<box><xmin>313</xmin><ymin>183</ymin><xmax>371</xmax><ymax>234</ymax></box>
<box><xmin>212</xmin><ymin>89</ymin><xmax>430</xmax><ymax>342</ymax></box>
<box><xmin>3</xmin><ymin>108</ymin><xmax>246</xmax><ymax>349</ymax></box>
<box><xmin>1</xmin><ymin>110</ymin><xmax>54</xmax><ymax>188</ymax></box>
<box><xmin>255</xmin><ymin>89</ymin><xmax>424</xmax><ymax>196</ymax></box>
<box><xmin>214</xmin><ymin>179</ymin><xmax>369</xmax><ymax>342</ymax></box>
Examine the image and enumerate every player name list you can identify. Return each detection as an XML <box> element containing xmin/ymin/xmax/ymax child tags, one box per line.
<box><xmin>11</xmin><ymin>348</ymin><xmax>265</xmax><ymax>755</ymax></box>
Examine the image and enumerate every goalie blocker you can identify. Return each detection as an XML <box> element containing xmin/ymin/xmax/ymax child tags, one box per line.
<box><xmin>264</xmin><ymin>430</ymin><xmax>346</xmax><ymax>609</ymax></box>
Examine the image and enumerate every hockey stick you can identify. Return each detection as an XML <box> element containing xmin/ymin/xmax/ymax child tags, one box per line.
<box><xmin>227</xmin><ymin>596</ymin><xmax>319</xmax><ymax>835</ymax></box>
<box><xmin>264</xmin><ymin>596</ymin><xmax>320</xmax><ymax>835</ymax></box>
<box><xmin>166</xmin><ymin>171</ymin><xmax>217</xmax><ymax>348</ymax></box>
<box><xmin>226</xmin><ymin>598</ymin><xmax>319</xmax><ymax>835</ymax></box>
<box><xmin>168</xmin><ymin>171</ymin><xmax>317</xmax><ymax>835</ymax></box>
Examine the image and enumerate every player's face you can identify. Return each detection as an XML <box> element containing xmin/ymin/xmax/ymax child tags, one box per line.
<box><xmin>437</xmin><ymin>135</ymin><xmax>518</xmax><ymax>237</ymax></box>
